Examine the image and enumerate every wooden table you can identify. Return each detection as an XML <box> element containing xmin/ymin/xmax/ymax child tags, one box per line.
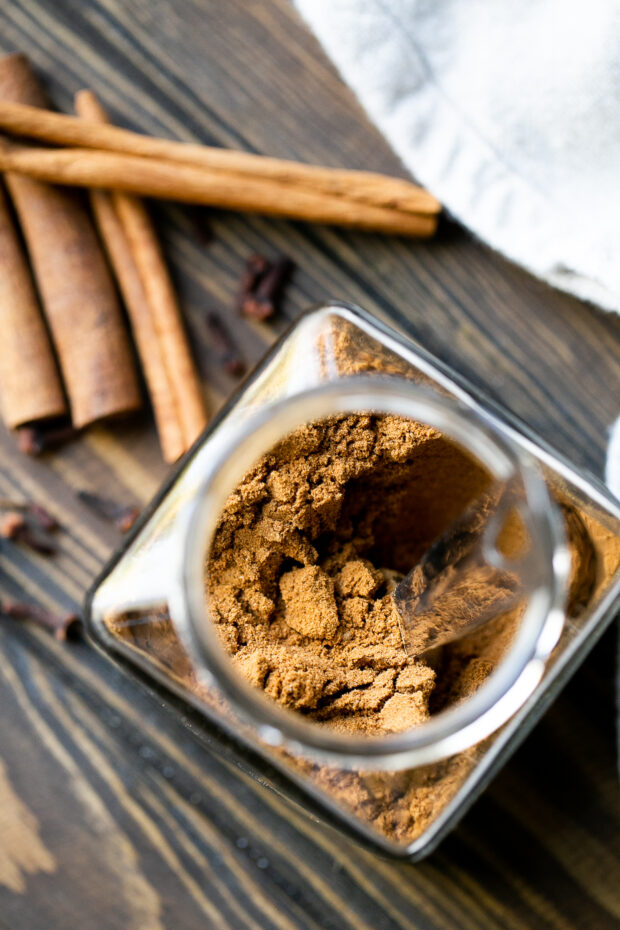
<box><xmin>0</xmin><ymin>2</ymin><xmax>618</xmax><ymax>927</ymax></box>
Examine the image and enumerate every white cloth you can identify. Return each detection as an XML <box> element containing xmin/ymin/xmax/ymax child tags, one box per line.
<box><xmin>608</xmin><ymin>419</ymin><xmax>620</xmax><ymax>496</ymax></box>
<box><xmin>294</xmin><ymin>0</ymin><xmax>620</xmax><ymax>495</ymax></box>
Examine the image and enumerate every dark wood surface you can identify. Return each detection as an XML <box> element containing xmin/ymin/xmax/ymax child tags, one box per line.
<box><xmin>0</xmin><ymin>1</ymin><xmax>619</xmax><ymax>927</ymax></box>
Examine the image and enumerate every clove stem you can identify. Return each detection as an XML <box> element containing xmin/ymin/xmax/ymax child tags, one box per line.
<box><xmin>1</xmin><ymin>598</ymin><xmax>80</xmax><ymax>640</ymax></box>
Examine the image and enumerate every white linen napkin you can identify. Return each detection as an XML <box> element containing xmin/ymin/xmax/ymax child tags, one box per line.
<box><xmin>293</xmin><ymin>0</ymin><xmax>620</xmax><ymax>495</ymax></box>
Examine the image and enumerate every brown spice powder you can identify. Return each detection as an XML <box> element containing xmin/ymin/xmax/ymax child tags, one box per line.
<box><xmin>104</xmin><ymin>409</ymin><xmax>605</xmax><ymax>847</ymax></box>
<box><xmin>201</xmin><ymin>411</ymin><xmax>610</xmax><ymax>844</ymax></box>
<box><xmin>206</xmin><ymin>412</ymin><xmax>512</xmax><ymax>736</ymax></box>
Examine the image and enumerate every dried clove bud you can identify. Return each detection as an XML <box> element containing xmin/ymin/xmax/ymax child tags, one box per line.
<box><xmin>15</xmin><ymin>428</ymin><xmax>43</xmax><ymax>456</ymax></box>
<box><xmin>0</xmin><ymin>598</ymin><xmax>81</xmax><ymax>641</ymax></box>
<box><xmin>115</xmin><ymin>507</ymin><xmax>141</xmax><ymax>533</ymax></box>
<box><xmin>241</xmin><ymin>256</ymin><xmax>293</xmax><ymax>320</ymax></box>
<box><xmin>77</xmin><ymin>490</ymin><xmax>140</xmax><ymax>533</ymax></box>
<box><xmin>206</xmin><ymin>313</ymin><xmax>246</xmax><ymax>377</ymax></box>
<box><xmin>26</xmin><ymin>502</ymin><xmax>59</xmax><ymax>532</ymax></box>
<box><xmin>0</xmin><ymin>511</ymin><xmax>56</xmax><ymax>554</ymax></box>
<box><xmin>0</xmin><ymin>511</ymin><xmax>26</xmax><ymax>539</ymax></box>
<box><xmin>16</xmin><ymin>424</ymin><xmax>80</xmax><ymax>456</ymax></box>
<box><xmin>236</xmin><ymin>253</ymin><xmax>269</xmax><ymax>313</ymax></box>
<box><xmin>0</xmin><ymin>498</ymin><xmax>59</xmax><ymax>532</ymax></box>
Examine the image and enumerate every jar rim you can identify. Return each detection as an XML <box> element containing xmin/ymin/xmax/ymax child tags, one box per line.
<box><xmin>171</xmin><ymin>376</ymin><xmax>569</xmax><ymax>769</ymax></box>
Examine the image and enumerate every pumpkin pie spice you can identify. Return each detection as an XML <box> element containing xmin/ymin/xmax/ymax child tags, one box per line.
<box><xmin>106</xmin><ymin>409</ymin><xmax>599</xmax><ymax>844</ymax></box>
<box><xmin>206</xmin><ymin>412</ymin><xmax>515</xmax><ymax>736</ymax></box>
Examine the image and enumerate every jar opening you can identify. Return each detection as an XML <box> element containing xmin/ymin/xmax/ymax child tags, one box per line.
<box><xmin>176</xmin><ymin>378</ymin><xmax>568</xmax><ymax>768</ymax></box>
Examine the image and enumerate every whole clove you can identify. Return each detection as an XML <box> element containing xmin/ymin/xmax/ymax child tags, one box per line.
<box><xmin>115</xmin><ymin>507</ymin><xmax>140</xmax><ymax>533</ymax></box>
<box><xmin>16</xmin><ymin>423</ymin><xmax>80</xmax><ymax>456</ymax></box>
<box><xmin>206</xmin><ymin>313</ymin><xmax>246</xmax><ymax>377</ymax></box>
<box><xmin>236</xmin><ymin>253</ymin><xmax>269</xmax><ymax>314</ymax></box>
<box><xmin>26</xmin><ymin>502</ymin><xmax>59</xmax><ymax>532</ymax></box>
<box><xmin>0</xmin><ymin>598</ymin><xmax>80</xmax><ymax>640</ymax></box>
<box><xmin>0</xmin><ymin>510</ymin><xmax>56</xmax><ymax>554</ymax></box>
<box><xmin>16</xmin><ymin>427</ymin><xmax>43</xmax><ymax>455</ymax></box>
<box><xmin>77</xmin><ymin>489</ymin><xmax>140</xmax><ymax>533</ymax></box>
<box><xmin>0</xmin><ymin>498</ymin><xmax>59</xmax><ymax>532</ymax></box>
<box><xmin>241</xmin><ymin>256</ymin><xmax>293</xmax><ymax>320</ymax></box>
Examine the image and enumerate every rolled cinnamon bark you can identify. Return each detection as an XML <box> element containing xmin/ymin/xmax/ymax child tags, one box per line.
<box><xmin>0</xmin><ymin>54</ymin><xmax>141</xmax><ymax>428</ymax></box>
<box><xmin>0</xmin><ymin>142</ymin><xmax>437</xmax><ymax>237</ymax></box>
<box><xmin>114</xmin><ymin>194</ymin><xmax>208</xmax><ymax>446</ymax></box>
<box><xmin>75</xmin><ymin>91</ymin><xmax>186</xmax><ymax>462</ymax></box>
<box><xmin>0</xmin><ymin>180</ymin><xmax>66</xmax><ymax>427</ymax></box>
<box><xmin>75</xmin><ymin>90</ymin><xmax>207</xmax><ymax>457</ymax></box>
<box><xmin>0</xmin><ymin>98</ymin><xmax>441</xmax><ymax>217</ymax></box>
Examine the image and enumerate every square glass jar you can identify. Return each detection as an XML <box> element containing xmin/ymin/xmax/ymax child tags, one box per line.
<box><xmin>86</xmin><ymin>304</ymin><xmax>620</xmax><ymax>858</ymax></box>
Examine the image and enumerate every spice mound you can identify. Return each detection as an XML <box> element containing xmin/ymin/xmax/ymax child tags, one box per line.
<box><xmin>207</xmin><ymin>413</ymin><xmax>500</xmax><ymax>736</ymax></box>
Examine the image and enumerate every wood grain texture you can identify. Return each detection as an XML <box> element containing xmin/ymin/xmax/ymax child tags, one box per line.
<box><xmin>0</xmin><ymin>1</ymin><xmax>618</xmax><ymax>928</ymax></box>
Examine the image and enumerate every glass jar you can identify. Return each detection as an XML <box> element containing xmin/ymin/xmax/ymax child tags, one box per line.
<box><xmin>86</xmin><ymin>303</ymin><xmax>620</xmax><ymax>858</ymax></box>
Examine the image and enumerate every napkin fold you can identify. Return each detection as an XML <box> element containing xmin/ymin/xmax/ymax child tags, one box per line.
<box><xmin>294</xmin><ymin>0</ymin><xmax>620</xmax><ymax>314</ymax></box>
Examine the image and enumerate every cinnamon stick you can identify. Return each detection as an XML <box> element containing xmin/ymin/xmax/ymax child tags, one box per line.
<box><xmin>114</xmin><ymin>191</ymin><xmax>208</xmax><ymax>446</ymax></box>
<box><xmin>75</xmin><ymin>90</ymin><xmax>207</xmax><ymax>456</ymax></box>
<box><xmin>0</xmin><ymin>142</ymin><xmax>437</xmax><ymax>236</ymax></box>
<box><xmin>0</xmin><ymin>179</ymin><xmax>66</xmax><ymax>427</ymax></box>
<box><xmin>0</xmin><ymin>54</ymin><xmax>141</xmax><ymax>428</ymax></box>
<box><xmin>0</xmin><ymin>98</ymin><xmax>440</xmax><ymax>217</ymax></box>
<box><xmin>75</xmin><ymin>91</ymin><xmax>186</xmax><ymax>461</ymax></box>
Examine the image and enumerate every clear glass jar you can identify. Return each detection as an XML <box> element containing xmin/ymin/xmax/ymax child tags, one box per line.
<box><xmin>86</xmin><ymin>303</ymin><xmax>620</xmax><ymax>858</ymax></box>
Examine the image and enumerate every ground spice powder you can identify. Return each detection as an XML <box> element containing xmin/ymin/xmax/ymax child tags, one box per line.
<box><xmin>105</xmin><ymin>408</ymin><xmax>606</xmax><ymax>847</ymax></box>
<box><xmin>206</xmin><ymin>412</ymin><xmax>514</xmax><ymax>736</ymax></box>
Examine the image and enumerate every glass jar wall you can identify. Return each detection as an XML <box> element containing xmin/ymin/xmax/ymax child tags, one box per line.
<box><xmin>86</xmin><ymin>304</ymin><xmax>620</xmax><ymax>857</ymax></box>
